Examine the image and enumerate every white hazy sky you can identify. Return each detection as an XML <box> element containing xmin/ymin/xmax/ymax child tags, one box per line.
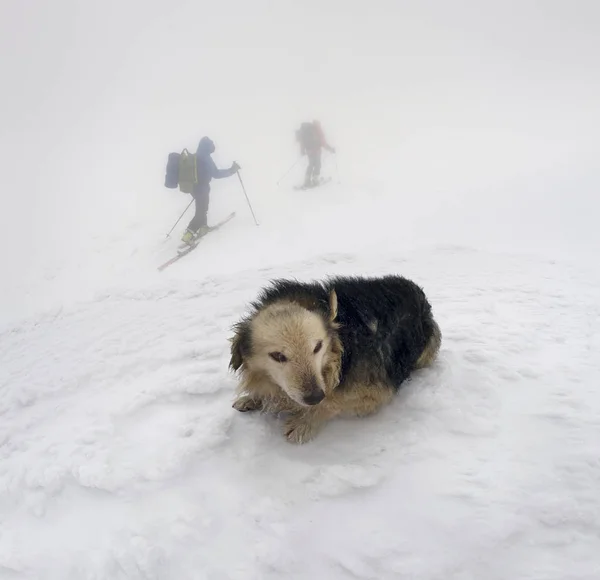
<box><xmin>0</xmin><ymin>0</ymin><xmax>598</xmax><ymax>280</ymax></box>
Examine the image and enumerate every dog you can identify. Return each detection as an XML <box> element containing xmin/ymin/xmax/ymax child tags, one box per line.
<box><xmin>228</xmin><ymin>274</ymin><xmax>441</xmax><ymax>444</ymax></box>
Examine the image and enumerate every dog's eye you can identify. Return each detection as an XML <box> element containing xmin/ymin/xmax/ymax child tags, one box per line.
<box><xmin>269</xmin><ymin>351</ymin><xmax>288</xmax><ymax>363</ymax></box>
<box><xmin>313</xmin><ymin>340</ymin><xmax>323</xmax><ymax>354</ymax></box>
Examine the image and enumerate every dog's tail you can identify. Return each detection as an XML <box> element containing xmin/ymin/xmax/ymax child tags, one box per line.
<box><xmin>415</xmin><ymin>317</ymin><xmax>441</xmax><ymax>369</ymax></box>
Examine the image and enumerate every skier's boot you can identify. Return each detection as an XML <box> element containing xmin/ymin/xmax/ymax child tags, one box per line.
<box><xmin>181</xmin><ymin>228</ymin><xmax>196</xmax><ymax>246</ymax></box>
<box><xmin>196</xmin><ymin>225</ymin><xmax>210</xmax><ymax>238</ymax></box>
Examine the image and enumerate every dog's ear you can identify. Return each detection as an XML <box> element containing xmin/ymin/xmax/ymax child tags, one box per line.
<box><xmin>328</xmin><ymin>289</ymin><xmax>338</xmax><ymax>322</ymax></box>
<box><xmin>229</xmin><ymin>320</ymin><xmax>251</xmax><ymax>371</ymax></box>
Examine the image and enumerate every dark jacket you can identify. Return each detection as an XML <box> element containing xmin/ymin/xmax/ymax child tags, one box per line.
<box><xmin>194</xmin><ymin>137</ymin><xmax>237</xmax><ymax>194</ymax></box>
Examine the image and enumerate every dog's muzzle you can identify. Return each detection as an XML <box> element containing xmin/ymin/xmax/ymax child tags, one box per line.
<box><xmin>302</xmin><ymin>379</ymin><xmax>325</xmax><ymax>405</ymax></box>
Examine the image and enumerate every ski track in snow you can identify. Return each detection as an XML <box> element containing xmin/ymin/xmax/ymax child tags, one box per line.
<box><xmin>2</xmin><ymin>244</ymin><xmax>600</xmax><ymax>579</ymax></box>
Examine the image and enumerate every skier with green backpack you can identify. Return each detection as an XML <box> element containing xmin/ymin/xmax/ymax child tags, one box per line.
<box><xmin>166</xmin><ymin>136</ymin><xmax>240</xmax><ymax>246</ymax></box>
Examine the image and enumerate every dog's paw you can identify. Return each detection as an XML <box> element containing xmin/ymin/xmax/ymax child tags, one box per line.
<box><xmin>284</xmin><ymin>416</ymin><xmax>318</xmax><ymax>444</ymax></box>
<box><xmin>232</xmin><ymin>395</ymin><xmax>263</xmax><ymax>413</ymax></box>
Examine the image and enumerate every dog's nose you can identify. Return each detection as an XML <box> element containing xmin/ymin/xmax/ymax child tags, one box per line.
<box><xmin>303</xmin><ymin>389</ymin><xmax>325</xmax><ymax>405</ymax></box>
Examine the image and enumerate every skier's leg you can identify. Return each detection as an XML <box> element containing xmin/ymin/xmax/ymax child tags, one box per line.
<box><xmin>182</xmin><ymin>194</ymin><xmax>199</xmax><ymax>244</ymax></box>
<box><xmin>182</xmin><ymin>190</ymin><xmax>209</xmax><ymax>244</ymax></box>
<box><xmin>196</xmin><ymin>189</ymin><xmax>209</xmax><ymax>230</ymax></box>
<box><xmin>304</xmin><ymin>155</ymin><xmax>314</xmax><ymax>187</ymax></box>
<box><xmin>313</xmin><ymin>149</ymin><xmax>322</xmax><ymax>183</ymax></box>
<box><xmin>305</xmin><ymin>149</ymin><xmax>317</xmax><ymax>186</ymax></box>
<box><xmin>186</xmin><ymin>193</ymin><xmax>202</xmax><ymax>233</ymax></box>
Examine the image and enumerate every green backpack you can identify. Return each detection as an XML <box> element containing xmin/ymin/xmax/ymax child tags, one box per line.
<box><xmin>178</xmin><ymin>148</ymin><xmax>197</xmax><ymax>193</ymax></box>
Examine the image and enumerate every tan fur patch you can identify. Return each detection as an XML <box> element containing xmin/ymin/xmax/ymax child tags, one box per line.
<box><xmin>283</xmin><ymin>379</ymin><xmax>394</xmax><ymax>443</ymax></box>
<box><xmin>415</xmin><ymin>319</ymin><xmax>442</xmax><ymax>369</ymax></box>
<box><xmin>240</xmin><ymin>302</ymin><xmax>332</xmax><ymax>406</ymax></box>
<box><xmin>328</xmin><ymin>289</ymin><xmax>338</xmax><ymax>322</ymax></box>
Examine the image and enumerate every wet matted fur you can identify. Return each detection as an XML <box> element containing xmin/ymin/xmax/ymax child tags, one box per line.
<box><xmin>229</xmin><ymin>275</ymin><xmax>441</xmax><ymax>444</ymax></box>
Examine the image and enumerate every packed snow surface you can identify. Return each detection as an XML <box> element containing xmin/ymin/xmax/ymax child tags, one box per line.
<box><xmin>2</xmin><ymin>170</ymin><xmax>600</xmax><ymax>579</ymax></box>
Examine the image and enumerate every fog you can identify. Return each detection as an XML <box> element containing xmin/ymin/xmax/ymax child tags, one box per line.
<box><xmin>1</xmin><ymin>0</ymin><xmax>599</xmax><ymax>318</ymax></box>
<box><xmin>3</xmin><ymin>4</ymin><xmax>600</xmax><ymax>575</ymax></box>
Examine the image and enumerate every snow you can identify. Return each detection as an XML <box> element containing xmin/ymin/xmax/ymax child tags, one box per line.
<box><xmin>2</xmin><ymin>212</ymin><xmax>600</xmax><ymax>578</ymax></box>
<box><xmin>2</xmin><ymin>0</ymin><xmax>600</xmax><ymax>578</ymax></box>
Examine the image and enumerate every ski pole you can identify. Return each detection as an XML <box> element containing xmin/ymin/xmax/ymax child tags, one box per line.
<box><xmin>276</xmin><ymin>157</ymin><xmax>301</xmax><ymax>185</ymax></box>
<box><xmin>165</xmin><ymin>198</ymin><xmax>194</xmax><ymax>238</ymax></box>
<box><xmin>237</xmin><ymin>171</ymin><xmax>259</xmax><ymax>226</ymax></box>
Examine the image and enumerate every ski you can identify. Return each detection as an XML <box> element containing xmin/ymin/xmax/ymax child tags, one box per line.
<box><xmin>157</xmin><ymin>212</ymin><xmax>236</xmax><ymax>272</ymax></box>
<box><xmin>294</xmin><ymin>176</ymin><xmax>332</xmax><ymax>191</ymax></box>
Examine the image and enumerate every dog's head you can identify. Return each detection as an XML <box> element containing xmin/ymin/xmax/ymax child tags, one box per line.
<box><xmin>230</xmin><ymin>289</ymin><xmax>339</xmax><ymax>407</ymax></box>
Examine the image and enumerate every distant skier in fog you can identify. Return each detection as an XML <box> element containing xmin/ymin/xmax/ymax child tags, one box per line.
<box><xmin>295</xmin><ymin>120</ymin><xmax>335</xmax><ymax>188</ymax></box>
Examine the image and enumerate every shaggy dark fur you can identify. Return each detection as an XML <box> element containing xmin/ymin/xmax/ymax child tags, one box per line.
<box><xmin>230</xmin><ymin>274</ymin><xmax>439</xmax><ymax>393</ymax></box>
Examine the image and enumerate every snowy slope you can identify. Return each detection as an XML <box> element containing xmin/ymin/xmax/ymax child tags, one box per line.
<box><xmin>2</xmin><ymin>166</ymin><xmax>600</xmax><ymax>578</ymax></box>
